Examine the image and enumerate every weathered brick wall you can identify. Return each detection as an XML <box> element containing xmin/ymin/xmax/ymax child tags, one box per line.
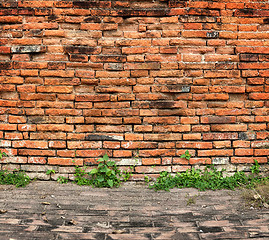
<box><xmin>0</xmin><ymin>0</ymin><xmax>269</xmax><ymax>179</ymax></box>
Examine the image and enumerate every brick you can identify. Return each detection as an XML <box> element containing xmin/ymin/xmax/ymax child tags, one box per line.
<box><xmin>203</xmin><ymin>133</ymin><xmax>238</xmax><ymax>141</ymax></box>
<box><xmin>49</xmin><ymin>141</ymin><xmax>66</xmax><ymax>149</ymax></box>
<box><xmin>231</xmin><ymin>157</ymin><xmax>267</xmax><ymax>164</ymax></box>
<box><xmin>144</xmin><ymin>134</ymin><xmax>182</xmax><ymax>141</ymax></box>
<box><xmin>233</xmin><ymin>141</ymin><xmax>250</xmax><ymax>148</ymax></box>
<box><xmin>12</xmin><ymin>140</ymin><xmax>48</xmax><ymax>149</ymax></box>
<box><xmin>18</xmin><ymin>149</ymin><xmax>56</xmax><ymax>156</ymax></box>
<box><xmin>254</xmin><ymin>149</ymin><xmax>269</xmax><ymax>156</ymax></box>
<box><xmin>249</xmin><ymin>93</ymin><xmax>269</xmax><ymax>100</ymax></box>
<box><xmin>76</xmin><ymin>149</ymin><xmax>107</xmax><ymax>158</ymax></box>
<box><xmin>213</xmin><ymin>141</ymin><xmax>231</xmax><ymax>149</ymax></box>
<box><xmin>48</xmin><ymin>158</ymin><xmax>83</xmax><ymax>166</ymax></box>
<box><xmin>176</xmin><ymin>142</ymin><xmax>212</xmax><ymax>149</ymax></box>
<box><xmin>190</xmin><ymin>158</ymin><xmax>211</xmax><ymax>165</ymax></box>
<box><xmin>211</xmin><ymin>124</ymin><xmax>247</xmax><ymax>132</ymax></box>
<box><xmin>198</xmin><ymin>149</ymin><xmax>233</xmax><ymax>157</ymax></box>
<box><xmin>183</xmin><ymin>133</ymin><xmax>201</xmax><ymax>140</ymax></box>
<box><xmin>37</xmin><ymin>124</ymin><xmax>74</xmax><ymax>132</ymax></box>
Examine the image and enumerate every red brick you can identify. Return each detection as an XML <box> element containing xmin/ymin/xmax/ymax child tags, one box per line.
<box><xmin>142</xmin><ymin>158</ymin><xmax>161</xmax><ymax>165</ymax></box>
<box><xmin>249</xmin><ymin>93</ymin><xmax>269</xmax><ymax>100</ymax></box>
<box><xmin>139</xmin><ymin>149</ymin><xmax>176</xmax><ymax>157</ymax></box>
<box><xmin>235</xmin><ymin>148</ymin><xmax>253</xmax><ymax>156</ymax></box>
<box><xmin>203</xmin><ymin>133</ymin><xmax>238</xmax><ymax>141</ymax></box>
<box><xmin>211</xmin><ymin>124</ymin><xmax>247</xmax><ymax>132</ymax></box>
<box><xmin>18</xmin><ymin>149</ymin><xmax>56</xmax><ymax>156</ymax></box>
<box><xmin>49</xmin><ymin>141</ymin><xmax>66</xmax><ymax>149</ymax></box>
<box><xmin>189</xmin><ymin>158</ymin><xmax>211</xmax><ymax>165</ymax></box>
<box><xmin>254</xmin><ymin>149</ymin><xmax>269</xmax><ymax>156</ymax></box>
<box><xmin>103</xmin><ymin>141</ymin><xmax>121</xmax><ymax>149</ymax></box>
<box><xmin>0</xmin><ymin>124</ymin><xmax>17</xmax><ymax>131</ymax></box>
<box><xmin>13</xmin><ymin>140</ymin><xmax>48</xmax><ymax>149</ymax></box>
<box><xmin>198</xmin><ymin>149</ymin><xmax>233</xmax><ymax>157</ymax></box>
<box><xmin>113</xmin><ymin>150</ymin><xmax>132</xmax><ymax>158</ymax></box>
<box><xmin>48</xmin><ymin>158</ymin><xmax>83</xmax><ymax>166</ymax></box>
<box><xmin>28</xmin><ymin>157</ymin><xmax>47</xmax><ymax>164</ymax></box>
<box><xmin>183</xmin><ymin>133</ymin><xmax>201</xmax><ymax>140</ymax></box>
<box><xmin>76</xmin><ymin>150</ymin><xmax>107</xmax><ymax>158</ymax></box>
<box><xmin>176</xmin><ymin>142</ymin><xmax>213</xmax><ymax>149</ymax></box>
<box><xmin>231</xmin><ymin>157</ymin><xmax>267</xmax><ymax>164</ymax></box>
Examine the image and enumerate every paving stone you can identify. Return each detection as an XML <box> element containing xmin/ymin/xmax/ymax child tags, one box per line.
<box><xmin>0</xmin><ymin>181</ymin><xmax>268</xmax><ymax>239</ymax></box>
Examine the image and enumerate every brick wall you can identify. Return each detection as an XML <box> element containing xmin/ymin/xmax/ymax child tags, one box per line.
<box><xmin>0</xmin><ymin>0</ymin><xmax>269</xmax><ymax>180</ymax></box>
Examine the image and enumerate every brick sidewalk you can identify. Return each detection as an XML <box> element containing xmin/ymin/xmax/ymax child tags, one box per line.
<box><xmin>0</xmin><ymin>181</ymin><xmax>268</xmax><ymax>240</ymax></box>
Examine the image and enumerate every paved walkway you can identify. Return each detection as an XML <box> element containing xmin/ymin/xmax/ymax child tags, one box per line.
<box><xmin>0</xmin><ymin>181</ymin><xmax>268</xmax><ymax>240</ymax></box>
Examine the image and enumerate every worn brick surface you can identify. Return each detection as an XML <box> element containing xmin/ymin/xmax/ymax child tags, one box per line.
<box><xmin>0</xmin><ymin>0</ymin><xmax>269</xmax><ymax>176</ymax></box>
<box><xmin>0</xmin><ymin>181</ymin><xmax>268</xmax><ymax>240</ymax></box>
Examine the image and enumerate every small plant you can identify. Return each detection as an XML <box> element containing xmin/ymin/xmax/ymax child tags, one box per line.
<box><xmin>147</xmin><ymin>163</ymin><xmax>269</xmax><ymax>192</ymax></box>
<box><xmin>89</xmin><ymin>154</ymin><xmax>123</xmax><ymax>188</ymax></box>
<box><xmin>180</xmin><ymin>150</ymin><xmax>191</xmax><ymax>161</ymax></box>
<box><xmin>74</xmin><ymin>154</ymin><xmax>132</xmax><ymax>188</ymax></box>
<box><xmin>46</xmin><ymin>169</ymin><xmax>56</xmax><ymax>175</ymax></box>
<box><xmin>144</xmin><ymin>175</ymin><xmax>150</xmax><ymax>183</ymax></box>
<box><xmin>250</xmin><ymin>159</ymin><xmax>260</xmax><ymax>174</ymax></box>
<box><xmin>57</xmin><ymin>176</ymin><xmax>69</xmax><ymax>184</ymax></box>
<box><xmin>0</xmin><ymin>150</ymin><xmax>7</xmax><ymax>160</ymax></box>
<box><xmin>74</xmin><ymin>166</ymin><xmax>90</xmax><ymax>186</ymax></box>
<box><xmin>185</xmin><ymin>194</ymin><xmax>199</xmax><ymax>205</ymax></box>
<box><xmin>0</xmin><ymin>170</ymin><xmax>30</xmax><ymax>188</ymax></box>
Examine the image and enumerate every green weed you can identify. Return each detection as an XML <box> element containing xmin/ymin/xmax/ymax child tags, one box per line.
<box><xmin>147</xmin><ymin>152</ymin><xmax>268</xmax><ymax>191</ymax></box>
<box><xmin>74</xmin><ymin>154</ymin><xmax>132</xmax><ymax>188</ymax></box>
<box><xmin>0</xmin><ymin>150</ymin><xmax>7</xmax><ymax>159</ymax></box>
<box><xmin>0</xmin><ymin>170</ymin><xmax>30</xmax><ymax>188</ymax></box>
<box><xmin>46</xmin><ymin>169</ymin><xmax>56</xmax><ymax>175</ymax></box>
<box><xmin>148</xmin><ymin>165</ymin><xmax>268</xmax><ymax>191</ymax></box>
<box><xmin>57</xmin><ymin>176</ymin><xmax>69</xmax><ymax>184</ymax></box>
<box><xmin>180</xmin><ymin>150</ymin><xmax>191</xmax><ymax>160</ymax></box>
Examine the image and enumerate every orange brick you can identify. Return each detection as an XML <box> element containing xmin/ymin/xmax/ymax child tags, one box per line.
<box><xmin>231</xmin><ymin>157</ymin><xmax>267</xmax><ymax>164</ymax></box>
<box><xmin>142</xmin><ymin>158</ymin><xmax>161</xmax><ymax>165</ymax></box>
<box><xmin>48</xmin><ymin>158</ymin><xmax>83</xmax><ymax>166</ymax></box>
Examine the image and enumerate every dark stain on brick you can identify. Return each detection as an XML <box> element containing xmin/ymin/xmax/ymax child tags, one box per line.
<box><xmin>264</xmin><ymin>18</ymin><xmax>269</xmax><ymax>24</ymax></box>
<box><xmin>93</xmin><ymin>55</ymin><xmax>126</xmax><ymax>63</ymax></box>
<box><xmin>73</xmin><ymin>1</ymin><xmax>95</xmax><ymax>8</ymax></box>
<box><xmin>28</xmin><ymin>116</ymin><xmax>44</xmax><ymax>124</ymax></box>
<box><xmin>150</xmin><ymin>101</ymin><xmax>175</xmax><ymax>109</ymax></box>
<box><xmin>85</xmin><ymin>134</ymin><xmax>116</xmax><ymax>141</ymax></box>
<box><xmin>73</xmin><ymin>1</ymin><xmax>111</xmax><ymax>9</ymax></box>
<box><xmin>235</xmin><ymin>9</ymin><xmax>254</xmax><ymax>16</ymax></box>
<box><xmin>239</xmin><ymin>132</ymin><xmax>248</xmax><ymax>140</ymax></box>
<box><xmin>70</xmin><ymin>54</ymin><xmax>88</xmax><ymax>62</ymax></box>
<box><xmin>64</xmin><ymin>46</ymin><xmax>97</xmax><ymax>55</ymax></box>
<box><xmin>169</xmin><ymin>1</ymin><xmax>186</xmax><ymax>8</ymax></box>
<box><xmin>215</xmin><ymin>63</ymin><xmax>235</xmax><ymax>70</ymax></box>
<box><xmin>240</xmin><ymin>53</ymin><xmax>259</xmax><ymax>62</ymax></box>
<box><xmin>83</xmin><ymin>16</ymin><xmax>101</xmax><ymax>23</ymax></box>
<box><xmin>206</xmin><ymin>116</ymin><xmax>236</xmax><ymax>124</ymax></box>
<box><xmin>48</xmin><ymin>14</ymin><xmax>59</xmax><ymax>21</ymax></box>
<box><xmin>164</xmin><ymin>85</ymin><xmax>190</xmax><ymax>93</ymax></box>
<box><xmin>0</xmin><ymin>62</ymin><xmax>12</xmax><ymax>70</ymax></box>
